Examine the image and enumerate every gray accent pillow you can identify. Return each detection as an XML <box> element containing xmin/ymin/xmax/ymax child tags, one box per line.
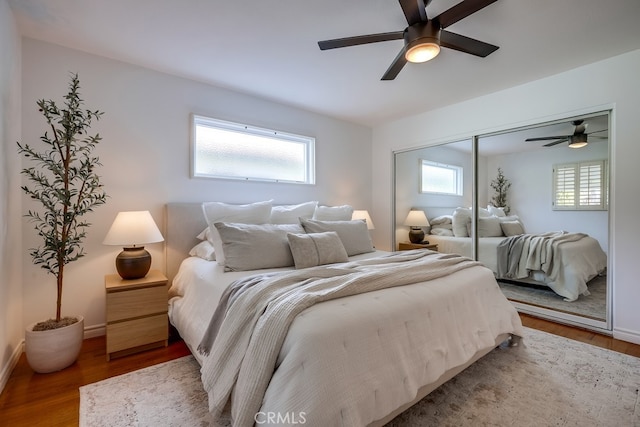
<box><xmin>299</xmin><ymin>218</ymin><xmax>374</xmax><ymax>256</ymax></box>
<box><xmin>501</xmin><ymin>221</ymin><xmax>525</xmax><ymax>237</ymax></box>
<box><xmin>214</xmin><ymin>222</ymin><xmax>304</xmax><ymax>271</ymax></box>
<box><xmin>287</xmin><ymin>232</ymin><xmax>348</xmax><ymax>269</ymax></box>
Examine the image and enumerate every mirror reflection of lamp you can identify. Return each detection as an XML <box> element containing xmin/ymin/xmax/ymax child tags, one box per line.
<box><xmin>103</xmin><ymin>211</ymin><xmax>164</xmax><ymax>280</ymax></box>
<box><xmin>404</xmin><ymin>210</ymin><xmax>430</xmax><ymax>244</ymax></box>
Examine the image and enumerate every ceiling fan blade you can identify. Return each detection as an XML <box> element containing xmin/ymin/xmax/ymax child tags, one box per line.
<box><xmin>440</xmin><ymin>30</ymin><xmax>499</xmax><ymax>57</ymax></box>
<box><xmin>381</xmin><ymin>48</ymin><xmax>408</xmax><ymax>80</ymax></box>
<box><xmin>589</xmin><ymin>136</ymin><xmax>609</xmax><ymax>140</ymax></box>
<box><xmin>525</xmin><ymin>135</ymin><xmax>572</xmax><ymax>141</ymax></box>
<box><xmin>434</xmin><ymin>0</ymin><xmax>498</xmax><ymax>28</ymax></box>
<box><xmin>318</xmin><ymin>31</ymin><xmax>404</xmax><ymax>50</ymax></box>
<box><xmin>587</xmin><ymin>128</ymin><xmax>608</xmax><ymax>135</ymax></box>
<box><xmin>399</xmin><ymin>0</ymin><xmax>428</xmax><ymax>26</ymax></box>
<box><xmin>543</xmin><ymin>139</ymin><xmax>568</xmax><ymax>147</ymax></box>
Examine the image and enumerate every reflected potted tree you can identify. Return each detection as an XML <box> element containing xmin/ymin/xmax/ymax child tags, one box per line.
<box><xmin>17</xmin><ymin>74</ymin><xmax>107</xmax><ymax>373</ymax></box>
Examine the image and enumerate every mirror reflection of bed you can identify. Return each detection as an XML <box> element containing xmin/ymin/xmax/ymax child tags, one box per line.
<box><xmin>394</xmin><ymin>111</ymin><xmax>610</xmax><ymax>330</ymax></box>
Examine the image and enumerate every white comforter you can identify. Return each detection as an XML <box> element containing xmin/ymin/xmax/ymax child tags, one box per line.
<box><xmin>169</xmin><ymin>251</ymin><xmax>523</xmax><ymax>426</ymax></box>
<box><xmin>426</xmin><ymin>234</ymin><xmax>607</xmax><ymax>301</ymax></box>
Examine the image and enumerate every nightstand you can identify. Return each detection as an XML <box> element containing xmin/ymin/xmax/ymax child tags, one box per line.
<box><xmin>105</xmin><ymin>270</ymin><xmax>168</xmax><ymax>361</ymax></box>
<box><xmin>398</xmin><ymin>242</ymin><xmax>438</xmax><ymax>251</ymax></box>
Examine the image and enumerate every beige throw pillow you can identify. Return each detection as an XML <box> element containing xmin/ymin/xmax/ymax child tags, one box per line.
<box><xmin>287</xmin><ymin>232</ymin><xmax>348</xmax><ymax>269</ymax></box>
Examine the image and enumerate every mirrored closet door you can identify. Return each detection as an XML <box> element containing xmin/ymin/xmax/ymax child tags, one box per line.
<box><xmin>394</xmin><ymin>111</ymin><xmax>611</xmax><ymax>332</ymax></box>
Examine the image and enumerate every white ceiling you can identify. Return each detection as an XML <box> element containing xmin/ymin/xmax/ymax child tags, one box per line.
<box><xmin>8</xmin><ymin>0</ymin><xmax>640</xmax><ymax>127</ymax></box>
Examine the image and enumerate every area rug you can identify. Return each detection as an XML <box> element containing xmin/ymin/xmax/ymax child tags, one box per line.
<box><xmin>498</xmin><ymin>274</ymin><xmax>607</xmax><ymax>321</ymax></box>
<box><xmin>80</xmin><ymin>327</ymin><xmax>639</xmax><ymax>426</ymax></box>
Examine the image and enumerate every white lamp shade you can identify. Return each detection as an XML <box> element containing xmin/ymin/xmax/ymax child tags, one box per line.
<box><xmin>403</xmin><ymin>210</ymin><xmax>430</xmax><ymax>227</ymax></box>
<box><xmin>103</xmin><ymin>211</ymin><xmax>164</xmax><ymax>246</ymax></box>
<box><xmin>352</xmin><ymin>210</ymin><xmax>375</xmax><ymax>230</ymax></box>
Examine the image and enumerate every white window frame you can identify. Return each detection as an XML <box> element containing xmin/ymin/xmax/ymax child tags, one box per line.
<box><xmin>420</xmin><ymin>159</ymin><xmax>463</xmax><ymax>196</ymax></box>
<box><xmin>552</xmin><ymin>160</ymin><xmax>608</xmax><ymax>210</ymax></box>
<box><xmin>191</xmin><ymin>115</ymin><xmax>315</xmax><ymax>185</ymax></box>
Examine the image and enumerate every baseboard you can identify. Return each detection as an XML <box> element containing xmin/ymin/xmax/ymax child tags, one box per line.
<box><xmin>0</xmin><ymin>339</ymin><xmax>24</xmax><ymax>395</ymax></box>
<box><xmin>613</xmin><ymin>327</ymin><xmax>640</xmax><ymax>345</ymax></box>
<box><xmin>84</xmin><ymin>323</ymin><xmax>106</xmax><ymax>339</ymax></box>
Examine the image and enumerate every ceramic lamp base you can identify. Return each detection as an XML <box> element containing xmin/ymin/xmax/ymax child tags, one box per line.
<box><xmin>409</xmin><ymin>228</ymin><xmax>425</xmax><ymax>244</ymax></box>
<box><xmin>115</xmin><ymin>247</ymin><xmax>151</xmax><ymax>280</ymax></box>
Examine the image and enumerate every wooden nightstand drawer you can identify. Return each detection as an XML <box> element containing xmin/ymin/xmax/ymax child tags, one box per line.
<box><xmin>105</xmin><ymin>270</ymin><xmax>168</xmax><ymax>360</ymax></box>
<box><xmin>106</xmin><ymin>314</ymin><xmax>167</xmax><ymax>354</ymax></box>
<box><xmin>106</xmin><ymin>285</ymin><xmax>167</xmax><ymax>322</ymax></box>
<box><xmin>398</xmin><ymin>242</ymin><xmax>438</xmax><ymax>251</ymax></box>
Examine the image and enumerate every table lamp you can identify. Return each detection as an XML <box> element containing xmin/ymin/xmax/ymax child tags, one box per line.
<box><xmin>103</xmin><ymin>211</ymin><xmax>164</xmax><ymax>279</ymax></box>
<box><xmin>404</xmin><ymin>210</ymin><xmax>429</xmax><ymax>243</ymax></box>
<box><xmin>352</xmin><ymin>210</ymin><xmax>375</xmax><ymax>230</ymax></box>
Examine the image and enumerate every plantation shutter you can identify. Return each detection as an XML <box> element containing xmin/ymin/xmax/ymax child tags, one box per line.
<box><xmin>553</xmin><ymin>160</ymin><xmax>607</xmax><ymax>210</ymax></box>
<box><xmin>553</xmin><ymin>164</ymin><xmax>576</xmax><ymax>208</ymax></box>
<box><xmin>579</xmin><ymin>161</ymin><xmax>604</xmax><ymax>209</ymax></box>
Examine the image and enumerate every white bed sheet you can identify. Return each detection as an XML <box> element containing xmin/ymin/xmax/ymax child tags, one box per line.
<box><xmin>169</xmin><ymin>251</ymin><xmax>524</xmax><ymax>425</ymax></box>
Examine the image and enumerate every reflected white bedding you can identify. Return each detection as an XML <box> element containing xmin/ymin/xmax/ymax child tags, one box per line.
<box><xmin>168</xmin><ymin>250</ymin><xmax>523</xmax><ymax>426</ymax></box>
<box><xmin>425</xmin><ymin>234</ymin><xmax>607</xmax><ymax>301</ymax></box>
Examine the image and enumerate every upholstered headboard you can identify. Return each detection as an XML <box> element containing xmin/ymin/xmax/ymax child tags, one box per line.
<box><xmin>164</xmin><ymin>203</ymin><xmax>207</xmax><ymax>284</ymax></box>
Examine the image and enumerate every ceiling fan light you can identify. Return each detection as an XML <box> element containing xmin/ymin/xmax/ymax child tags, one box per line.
<box><xmin>569</xmin><ymin>134</ymin><xmax>588</xmax><ymax>148</ymax></box>
<box><xmin>405</xmin><ymin>42</ymin><xmax>440</xmax><ymax>63</ymax></box>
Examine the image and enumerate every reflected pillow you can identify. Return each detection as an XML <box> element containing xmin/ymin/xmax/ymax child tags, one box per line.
<box><xmin>452</xmin><ymin>207</ymin><xmax>471</xmax><ymax>237</ymax></box>
<box><xmin>478</xmin><ymin>216</ymin><xmax>504</xmax><ymax>237</ymax></box>
<box><xmin>501</xmin><ymin>221</ymin><xmax>525</xmax><ymax>237</ymax></box>
<box><xmin>287</xmin><ymin>232</ymin><xmax>348</xmax><ymax>269</ymax></box>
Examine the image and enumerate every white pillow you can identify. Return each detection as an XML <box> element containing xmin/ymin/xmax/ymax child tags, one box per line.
<box><xmin>487</xmin><ymin>205</ymin><xmax>506</xmax><ymax>217</ymax></box>
<box><xmin>214</xmin><ymin>222</ymin><xmax>304</xmax><ymax>271</ymax></box>
<box><xmin>196</xmin><ymin>227</ymin><xmax>211</xmax><ymax>241</ymax></box>
<box><xmin>477</xmin><ymin>216</ymin><xmax>504</xmax><ymax>237</ymax></box>
<box><xmin>202</xmin><ymin>200</ymin><xmax>273</xmax><ymax>266</ymax></box>
<box><xmin>188</xmin><ymin>240</ymin><xmax>216</xmax><ymax>261</ymax></box>
<box><xmin>313</xmin><ymin>205</ymin><xmax>354</xmax><ymax>221</ymax></box>
<box><xmin>299</xmin><ymin>218</ymin><xmax>374</xmax><ymax>256</ymax></box>
<box><xmin>452</xmin><ymin>207</ymin><xmax>471</xmax><ymax>237</ymax></box>
<box><xmin>270</xmin><ymin>201</ymin><xmax>318</xmax><ymax>224</ymax></box>
<box><xmin>287</xmin><ymin>232</ymin><xmax>348</xmax><ymax>269</ymax></box>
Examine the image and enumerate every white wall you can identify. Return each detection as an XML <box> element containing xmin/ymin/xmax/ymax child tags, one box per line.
<box><xmin>20</xmin><ymin>39</ymin><xmax>372</xmax><ymax>336</ymax></box>
<box><xmin>372</xmin><ymin>49</ymin><xmax>640</xmax><ymax>344</ymax></box>
<box><xmin>0</xmin><ymin>0</ymin><xmax>23</xmax><ymax>392</ymax></box>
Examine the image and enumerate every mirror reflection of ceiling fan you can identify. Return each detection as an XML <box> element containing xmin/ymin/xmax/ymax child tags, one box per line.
<box><xmin>525</xmin><ymin>120</ymin><xmax>608</xmax><ymax>148</ymax></box>
<box><xmin>317</xmin><ymin>0</ymin><xmax>500</xmax><ymax>81</ymax></box>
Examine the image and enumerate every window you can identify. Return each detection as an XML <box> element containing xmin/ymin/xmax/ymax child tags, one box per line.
<box><xmin>553</xmin><ymin>160</ymin><xmax>607</xmax><ymax>210</ymax></box>
<box><xmin>192</xmin><ymin>115</ymin><xmax>315</xmax><ymax>184</ymax></box>
<box><xmin>420</xmin><ymin>160</ymin><xmax>463</xmax><ymax>196</ymax></box>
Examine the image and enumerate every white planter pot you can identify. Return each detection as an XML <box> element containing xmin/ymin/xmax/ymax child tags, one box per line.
<box><xmin>25</xmin><ymin>315</ymin><xmax>84</xmax><ymax>373</ymax></box>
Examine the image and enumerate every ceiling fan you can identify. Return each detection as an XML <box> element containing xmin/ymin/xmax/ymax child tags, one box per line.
<box><xmin>525</xmin><ymin>120</ymin><xmax>608</xmax><ymax>148</ymax></box>
<box><xmin>317</xmin><ymin>0</ymin><xmax>500</xmax><ymax>80</ymax></box>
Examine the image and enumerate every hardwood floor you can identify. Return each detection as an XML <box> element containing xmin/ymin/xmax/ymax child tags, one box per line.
<box><xmin>1</xmin><ymin>314</ymin><xmax>639</xmax><ymax>426</ymax></box>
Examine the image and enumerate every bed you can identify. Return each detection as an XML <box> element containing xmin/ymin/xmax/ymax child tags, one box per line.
<box><xmin>165</xmin><ymin>202</ymin><xmax>524</xmax><ymax>426</ymax></box>
<box><xmin>426</xmin><ymin>207</ymin><xmax>607</xmax><ymax>302</ymax></box>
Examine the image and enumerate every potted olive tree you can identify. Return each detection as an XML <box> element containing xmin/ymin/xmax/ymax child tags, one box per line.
<box><xmin>17</xmin><ymin>73</ymin><xmax>107</xmax><ymax>373</ymax></box>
